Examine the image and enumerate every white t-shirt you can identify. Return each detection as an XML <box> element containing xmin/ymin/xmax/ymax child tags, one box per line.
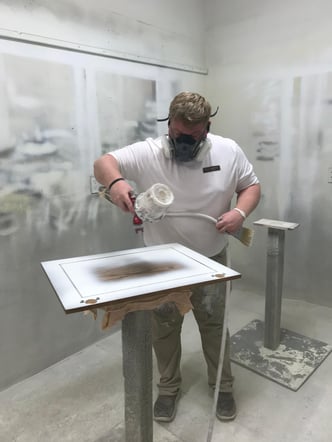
<box><xmin>110</xmin><ymin>133</ymin><xmax>259</xmax><ymax>257</ymax></box>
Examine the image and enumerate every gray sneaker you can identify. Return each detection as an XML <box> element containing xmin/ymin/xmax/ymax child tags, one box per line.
<box><xmin>216</xmin><ymin>392</ymin><xmax>237</xmax><ymax>421</ymax></box>
<box><xmin>153</xmin><ymin>391</ymin><xmax>181</xmax><ymax>422</ymax></box>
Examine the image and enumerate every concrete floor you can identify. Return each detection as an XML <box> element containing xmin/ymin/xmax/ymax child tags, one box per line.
<box><xmin>1</xmin><ymin>289</ymin><xmax>332</xmax><ymax>442</ymax></box>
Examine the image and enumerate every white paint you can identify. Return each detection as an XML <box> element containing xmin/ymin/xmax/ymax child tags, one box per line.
<box><xmin>254</xmin><ymin>219</ymin><xmax>299</xmax><ymax>230</ymax></box>
<box><xmin>0</xmin><ymin>0</ymin><xmax>206</xmax><ymax>72</ymax></box>
<box><xmin>0</xmin><ymin>57</ymin><xmax>15</xmax><ymax>150</ymax></box>
<box><xmin>206</xmin><ymin>0</ymin><xmax>332</xmax><ymax>74</ymax></box>
<box><xmin>205</xmin><ymin>0</ymin><xmax>332</xmax><ymax>308</ymax></box>
<box><xmin>42</xmin><ymin>243</ymin><xmax>240</xmax><ymax>311</ymax></box>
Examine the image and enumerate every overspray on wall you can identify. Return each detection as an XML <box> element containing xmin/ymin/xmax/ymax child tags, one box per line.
<box><xmin>0</xmin><ymin>38</ymin><xmax>163</xmax><ymax>390</ymax></box>
<box><xmin>0</xmin><ymin>50</ymin><xmax>157</xmax><ymax>239</ymax></box>
<box><xmin>242</xmin><ymin>72</ymin><xmax>332</xmax><ymax>305</ymax></box>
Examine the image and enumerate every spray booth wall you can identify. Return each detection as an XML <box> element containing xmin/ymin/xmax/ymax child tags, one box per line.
<box><xmin>0</xmin><ymin>0</ymin><xmax>208</xmax><ymax>390</ymax></box>
<box><xmin>205</xmin><ymin>0</ymin><xmax>332</xmax><ymax>308</ymax></box>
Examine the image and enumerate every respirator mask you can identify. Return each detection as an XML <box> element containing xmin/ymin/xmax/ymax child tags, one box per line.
<box><xmin>169</xmin><ymin>133</ymin><xmax>207</xmax><ymax>162</ymax></box>
<box><xmin>162</xmin><ymin>122</ymin><xmax>212</xmax><ymax>162</ymax></box>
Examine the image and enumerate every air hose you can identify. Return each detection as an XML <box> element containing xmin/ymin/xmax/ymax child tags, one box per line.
<box><xmin>206</xmin><ymin>247</ymin><xmax>231</xmax><ymax>442</ymax></box>
<box><xmin>167</xmin><ymin>211</ymin><xmax>231</xmax><ymax>442</ymax></box>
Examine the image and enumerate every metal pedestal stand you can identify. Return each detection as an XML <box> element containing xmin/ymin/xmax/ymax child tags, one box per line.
<box><xmin>122</xmin><ymin>311</ymin><xmax>153</xmax><ymax>442</ymax></box>
<box><xmin>41</xmin><ymin>243</ymin><xmax>241</xmax><ymax>441</ymax></box>
<box><xmin>231</xmin><ymin>219</ymin><xmax>332</xmax><ymax>391</ymax></box>
<box><xmin>257</xmin><ymin>219</ymin><xmax>299</xmax><ymax>350</ymax></box>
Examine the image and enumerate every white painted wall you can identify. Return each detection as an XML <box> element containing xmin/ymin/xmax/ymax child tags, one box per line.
<box><xmin>0</xmin><ymin>0</ymin><xmax>208</xmax><ymax>391</ymax></box>
<box><xmin>205</xmin><ymin>0</ymin><xmax>332</xmax><ymax>306</ymax></box>
<box><xmin>206</xmin><ymin>0</ymin><xmax>332</xmax><ymax>74</ymax></box>
<box><xmin>2</xmin><ymin>0</ymin><xmax>332</xmax><ymax>391</ymax></box>
<box><xmin>0</xmin><ymin>0</ymin><xmax>206</xmax><ymax>72</ymax></box>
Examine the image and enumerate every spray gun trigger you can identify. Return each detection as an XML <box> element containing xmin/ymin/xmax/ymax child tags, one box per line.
<box><xmin>129</xmin><ymin>192</ymin><xmax>143</xmax><ymax>225</ymax></box>
<box><xmin>133</xmin><ymin>214</ymin><xmax>143</xmax><ymax>225</ymax></box>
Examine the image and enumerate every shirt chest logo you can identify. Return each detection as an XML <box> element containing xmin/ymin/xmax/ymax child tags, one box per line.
<box><xmin>202</xmin><ymin>165</ymin><xmax>221</xmax><ymax>173</ymax></box>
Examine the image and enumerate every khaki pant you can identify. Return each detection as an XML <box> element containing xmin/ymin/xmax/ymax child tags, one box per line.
<box><xmin>152</xmin><ymin>249</ymin><xmax>233</xmax><ymax>396</ymax></box>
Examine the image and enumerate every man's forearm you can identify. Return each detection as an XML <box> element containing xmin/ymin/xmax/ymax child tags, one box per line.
<box><xmin>235</xmin><ymin>184</ymin><xmax>261</xmax><ymax>217</ymax></box>
<box><xmin>93</xmin><ymin>154</ymin><xmax>122</xmax><ymax>189</ymax></box>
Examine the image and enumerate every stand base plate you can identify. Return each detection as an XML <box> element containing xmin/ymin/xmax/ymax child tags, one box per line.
<box><xmin>230</xmin><ymin>319</ymin><xmax>332</xmax><ymax>391</ymax></box>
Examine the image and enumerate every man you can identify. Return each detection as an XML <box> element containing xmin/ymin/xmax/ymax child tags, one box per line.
<box><xmin>94</xmin><ymin>91</ymin><xmax>261</xmax><ymax>423</ymax></box>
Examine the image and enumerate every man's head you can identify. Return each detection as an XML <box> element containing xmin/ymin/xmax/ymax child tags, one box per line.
<box><xmin>166</xmin><ymin>92</ymin><xmax>212</xmax><ymax>162</ymax></box>
<box><xmin>168</xmin><ymin>92</ymin><xmax>211</xmax><ymax>126</ymax></box>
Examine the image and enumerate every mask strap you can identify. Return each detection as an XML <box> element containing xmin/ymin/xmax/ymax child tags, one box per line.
<box><xmin>157</xmin><ymin>106</ymin><xmax>219</xmax><ymax>122</ymax></box>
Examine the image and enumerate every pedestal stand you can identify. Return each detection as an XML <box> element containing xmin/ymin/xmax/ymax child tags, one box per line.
<box><xmin>41</xmin><ymin>243</ymin><xmax>241</xmax><ymax>440</ymax></box>
<box><xmin>257</xmin><ymin>219</ymin><xmax>299</xmax><ymax>350</ymax></box>
<box><xmin>230</xmin><ymin>219</ymin><xmax>332</xmax><ymax>390</ymax></box>
<box><xmin>122</xmin><ymin>311</ymin><xmax>153</xmax><ymax>442</ymax></box>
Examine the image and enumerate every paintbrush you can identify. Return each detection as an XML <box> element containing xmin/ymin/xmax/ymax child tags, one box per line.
<box><xmin>229</xmin><ymin>226</ymin><xmax>254</xmax><ymax>247</ymax></box>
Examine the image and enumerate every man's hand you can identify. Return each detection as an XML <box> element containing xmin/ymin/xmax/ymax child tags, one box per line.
<box><xmin>108</xmin><ymin>180</ymin><xmax>135</xmax><ymax>213</ymax></box>
<box><xmin>216</xmin><ymin>209</ymin><xmax>244</xmax><ymax>234</ymax></box>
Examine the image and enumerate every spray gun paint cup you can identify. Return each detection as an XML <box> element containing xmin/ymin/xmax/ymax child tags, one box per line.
<box><xmin>134</xmin><ymin>183</ymin><xmax>174</xmax><ymax>222</ymax></box>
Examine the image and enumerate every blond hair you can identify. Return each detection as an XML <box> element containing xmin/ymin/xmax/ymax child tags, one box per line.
<box><xmin>168</xmin><ymin>92</ymin><xmax>211</xmax><ymax>126</ymax></box>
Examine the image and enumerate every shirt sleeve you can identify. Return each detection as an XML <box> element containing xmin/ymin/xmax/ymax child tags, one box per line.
<box><xmin>234</xmin><ymin>143</ymin><xmax>260</xmax><ymax>192</ymax></box>
<box><xmin>109</xmin><ymin>140</ymin><xmax>150</xmax><ymax>182</ymax></box>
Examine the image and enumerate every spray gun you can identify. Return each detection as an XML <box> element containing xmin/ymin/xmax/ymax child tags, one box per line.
<box><xmin>100</xmin><ymin>183</ymin><xmax>253</xmax><ymax>246</ymax></box>
<box><xmin>129</xmin><ymin>183</ymin><xmax>174</xmax><ymax>225</ymax></box>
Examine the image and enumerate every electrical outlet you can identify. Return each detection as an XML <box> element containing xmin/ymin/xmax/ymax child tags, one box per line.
<box><xmin>328</xmin><ymin>167</ymin><xmax>332</xmax><ymax>184</ymax></box>
<box><xmin>90</xmin><ymin>175</ymin><xmax>101</xmax><ymax>194</ymax></box>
